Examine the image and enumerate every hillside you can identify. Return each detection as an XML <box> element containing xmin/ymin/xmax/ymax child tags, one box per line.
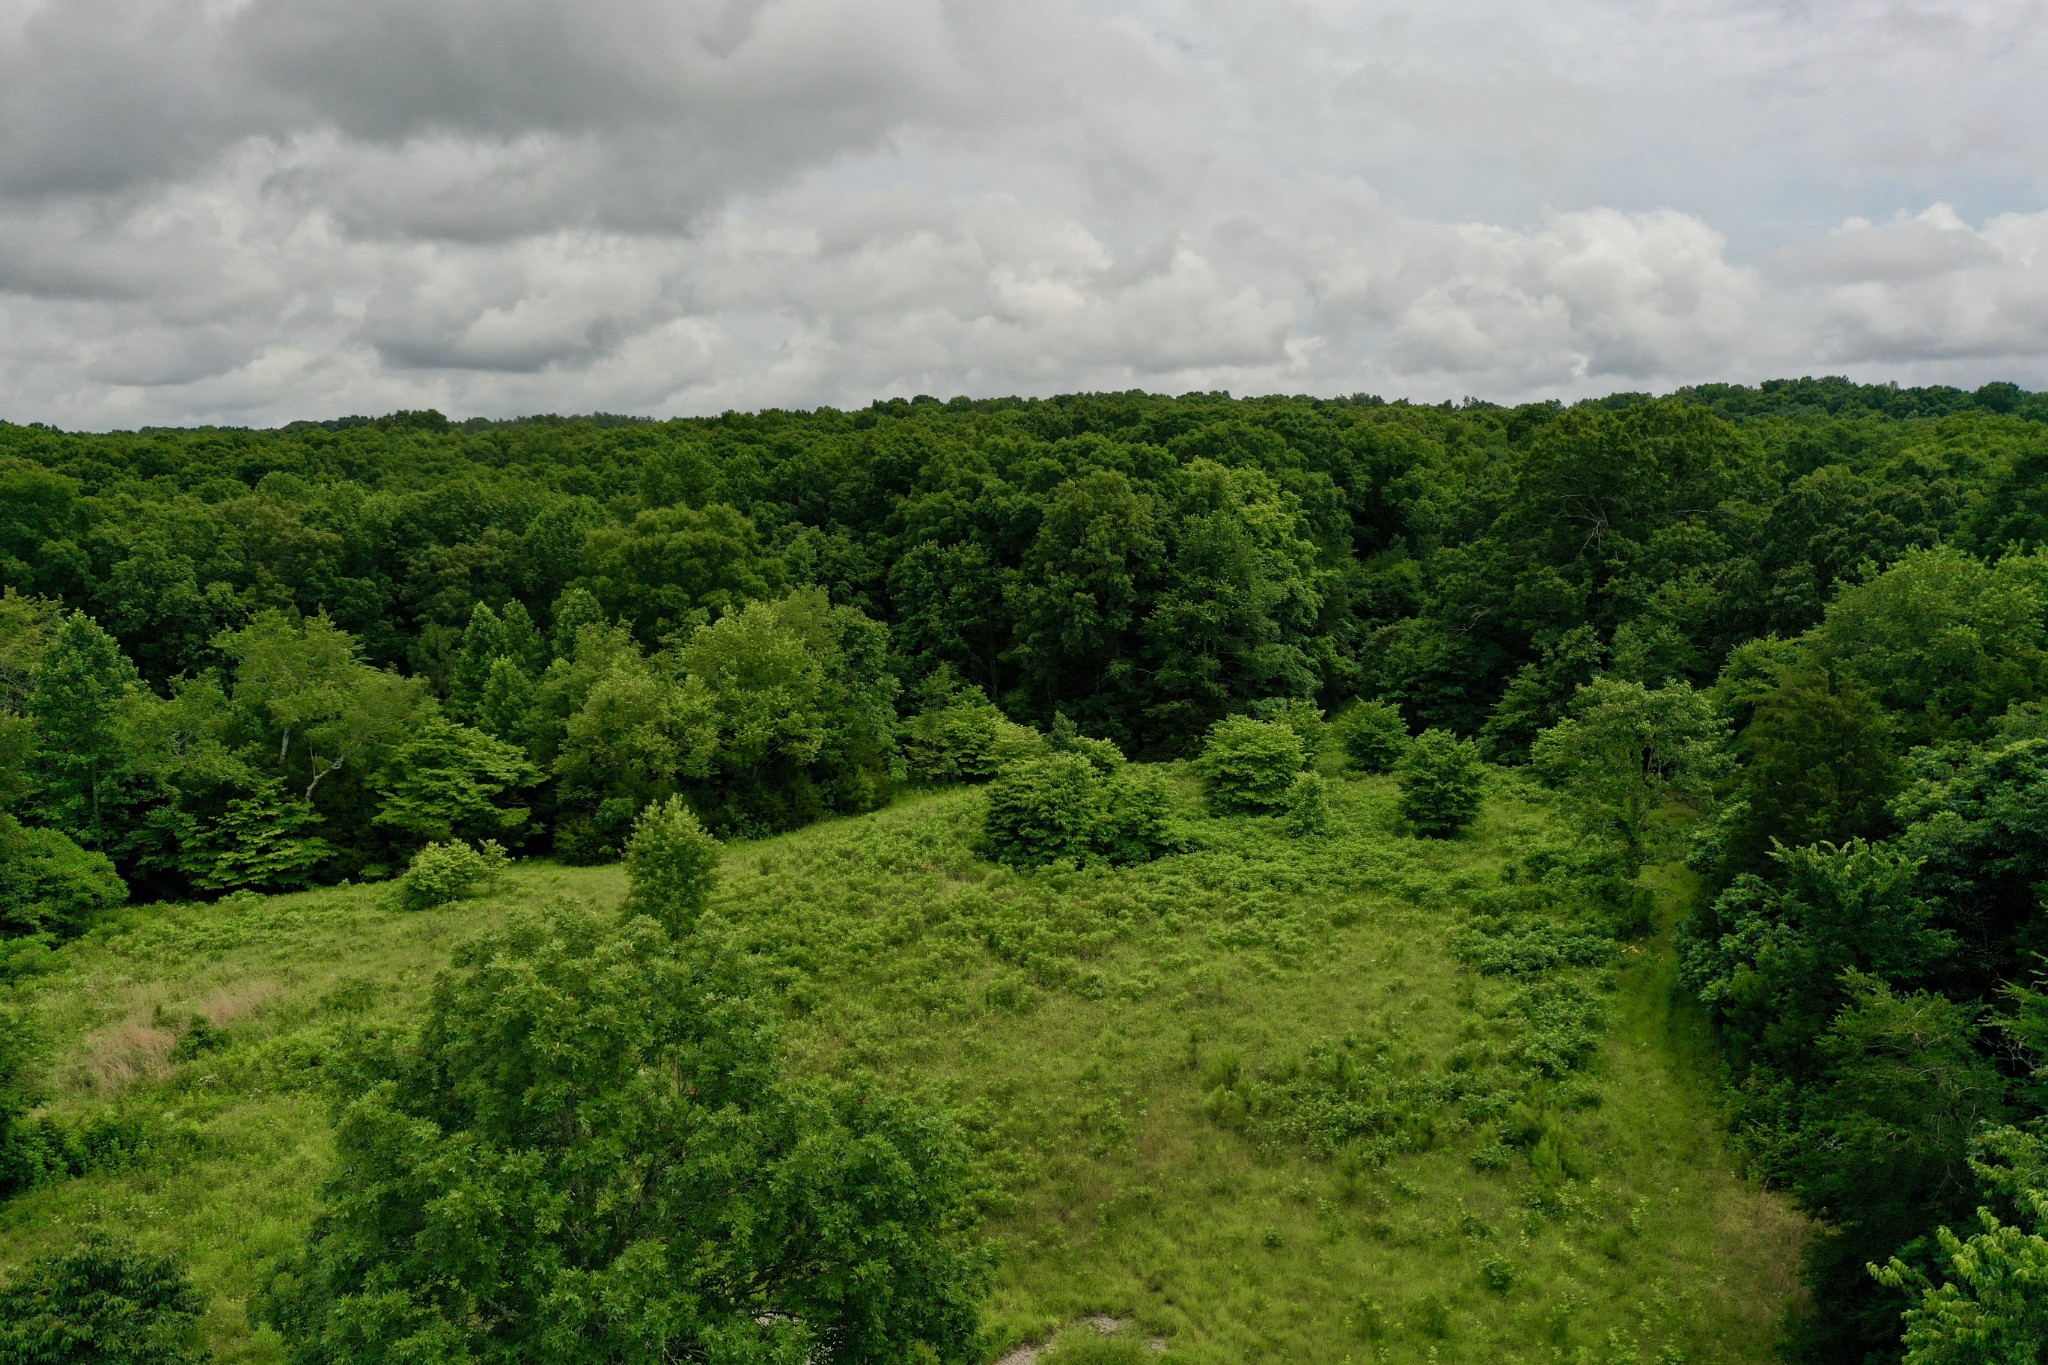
<box><xmin>0</xmin><ymin>769</ymin><xmax>1802</xmax><ymax>1363</ymax></box>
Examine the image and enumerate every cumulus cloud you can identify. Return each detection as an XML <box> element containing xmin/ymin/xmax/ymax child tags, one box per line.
<box><xmin>0</xmin><ymin>0</ymin><xmax>2043</xmax><ymax>426</ymax></box>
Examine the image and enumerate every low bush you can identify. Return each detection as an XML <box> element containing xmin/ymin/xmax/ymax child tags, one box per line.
<box><xmin>902</xmin><ymin>682</ymin><xmax>1011</xmax><ymax>782</ymax></box>
<box><xmin>0</xmin><ymin>1232</ymin><xmax>207</xmax><ymax>1365</ymax></box>
<box><xmin>981</xmin><ymin>756</ymin><xmax>1181</xmax><ymax>869</ymax></box>
<box><xmin>1395</xmin><ymin>729</ymin><xmax>1485</xmax><ymax>837</ymax></box>
<box><xmin>1284</xmin><ymin>771</ymin><xmax>1332</xmax><ymax>837</ymax></box>
<box><xmin>1250</xmin><ymin>696</ymin><xmax>1327</xmax><ymax>757</ymax></box>
<box><xmin>391</xmin><ymin>839</ymin><xmax>508</xmax><ymax>911</ymax></box>
<box><xmin>1196</xmin><ymin>716</ymin><xmax>1307</xmax><ymax>815</ymax></box>
<box><xmin>1332</xmin><ymin>699</ymin><xmax>1410</xmax><ymax>773</ymax></box>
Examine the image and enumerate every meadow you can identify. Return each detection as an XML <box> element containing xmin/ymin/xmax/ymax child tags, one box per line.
<box><xmin>0</xmin><ymin>767</ymin><xmax>1803</xmax><ymax>1363</ymax></box>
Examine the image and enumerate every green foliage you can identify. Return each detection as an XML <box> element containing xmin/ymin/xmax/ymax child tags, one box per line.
<box><xmin>372</xmin><ymin>717</ymin><xmax>536</xmax><ymax>848</ymax></box>
<box><xmin>1871</xmin><ymin>1126</ymin><xmax>2048</xmax><ymax>1365</ymax></box>
<box><xmin>576</xmin><ymin>502</ymin><xmax>786</xmax><ymax>645</ymax></box>
<box><xmin>259</xmin><ymin>906</ymin><xmax>986</xmax><ymax>1365</ymax></box>
<box><xmin>1706</xmin><ymin>663</ymin><xmax>1901</xmax><ymax>884</ymax></box>
<box><xmin>902</xmin><ymin>675</ymin><xmax>1012</xmax><ymax>783</ymax></box>
<box><xmin>0</xmin><ymin>1233</ymin><xmax>207</xmax><ymax>1365</ymax></box>
<box><xmin>1331</xmin><ymin>698</ymin><xmax>1409</xmax><ymax>773</ymax></box>
<box><xmin>177</xmin><ymin>780</ymin><xmax>331</xmax><ymax>895</ymax></box>
<box><xmin>0</xmin><ymin>816</ymin><xmax>124</xmax><ymax>938</ymax></box>
<box><xmin>1679</xmin><ymin>841</ymin><xmax>1951</xmax><ymax>1077</ymax></box>
<box><xmin>390</xmin><ymin>840</ymin><xmax>507</xmax><ymax>912</ymax></box>
<box><xmin>1249</xmin><ymin>696</ymin><xmax>1326</xmax><ymax>757</ymax></box>
<box><xmin>981</xmin><ymin>755</ymin><xmax>1108</xmax><ymax>868</ymax></box>
<box><xmin>1195</xmin><ymin>715</ymin><xmax>1306</xmax><ymax>815</ymax></box>
<box><xmin>1529</xmin><ymin>678</ymin><xmax>1730</xmax><ymax>862</ymax></box>
<box><xmin>1395</xmin><ymin>730</ymin><xmax>1484</xmax><ymax>837</ymax></box>
<box><xmin>621</xmin><ymin>795</ymin><xmax>721</xmax><ymax>937</ymax></box>
<box><xmin>1283</xmin><ymin>771</ymin><xmax>1331</xmax><ymax>838</ymax></box>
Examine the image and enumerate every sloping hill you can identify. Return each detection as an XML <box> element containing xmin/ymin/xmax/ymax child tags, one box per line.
<box><xmin>0</xmin><ymin>770</ymin><xmax>1802</xmax><ymax>1362</ymax></box>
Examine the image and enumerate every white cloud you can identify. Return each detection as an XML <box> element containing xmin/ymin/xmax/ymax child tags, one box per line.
<box><xmin>0</xmin><ymin>0</ymin><xmax>2042</xmax><ymax>426</ymax></box>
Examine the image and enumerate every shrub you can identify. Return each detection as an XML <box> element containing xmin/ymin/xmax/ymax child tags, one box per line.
<box><xmin>1096</xmin><ymin>767</ymin><xmax>1182</xmax><ymax>864</ymax></box>
<box><xmin>1284</xmin><ymin>771</ymin><xmax>1332</xmax><ymax>837</ymax></box>
<box><xmin>0</xmin><ymin>1233</ymin><xmax>207</xmax><ymax>1365</ymax></box>
<box><xmin>1395</xmin><ymin>729</ymin><xmax>1485</xmax><ymax>836</ymax></box>
<box><xmin>1251</xmin><ymin>696</ymin><xmax>1327</xmax><ymax>756</ymax></box>
<box><xmin>0</xmin><ymin>816</ymin><xmax>125</xmax><ymax>939</ymax></box>
<box><xmin>1049</xmin><ymin>712</ymin><xmax>1127</xmax><ymax>774</ymax></box>
<box><xmin>981</xmin><ymin>755</ymin><xmax>1107</xmax><ymax>868</ymax></box>
<box><xmin>981</xmin><ymin>756</ymin><xmax>1180</xmax><ymax>868</ymax></box>
<box><xmin>622</xmin><ymin>796</ymin><xmax>722</xmax><ymax>937</ymax></box>
<box><xmin>901</xmin><ymin>684</ymin><xmax>1008</xmax><ymax>782</ymax></box>
<box><xmin>391</xmin><ymin>839</ymin><xmax>507</xmax><ymax>911</ymax></box>
<box><xmin>1333</xmin><ymin>699</ymin><xmax>1409</xmax><ymax>773</ymax></box>
<box><xmin>1196</xmin><ymin>715</ymin><xmax>1307</xmax><ymax>815</ymax></box>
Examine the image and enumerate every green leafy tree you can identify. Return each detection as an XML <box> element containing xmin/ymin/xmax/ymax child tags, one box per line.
<box><xmin>1678</xmin><ymin>840</ymin><xmax>1953</xmax><ymax>1076</ymax></box>
<box><xmin>1195</xmin><ymin>715</ymin><xmax>1307</xmax><ymax>815</ymax></box>
<box><xmin>0</xmin><ymin>817</ymin><xmax>126</xmax><ymax>938</ymax></box>
<box><xmin>1395</xmin><ymin>729</ymin><xmax>1485</xmax><ymax>838</ymax></box>
<box><xmin>1808</xmin><ymin>546</ymin><xmax>2048</xmax><ymax>747</ymax></box>
<box><xmin>373</xmin><ymin>718</ymin><xmax>535</xmax><ymax>849</ymax></box>
<box><xmin>622</xmin><ymin>796</ymin><xmax>721</xmax><ymax>938</ymax></box>
<box><xmin>1332</xmin><ymin>698</ymin><xmax>1409</xmax><ymax>773</ymax></box>
<box><xmin>216</xmin><ymin>611</ymin><xmax>429</xmax><ymax>805</ymax></box>
<box><xmin>577</xmin><ymin>503</ymin><xmax>786</xmax><ymax>645</ymax></box>
<box><xmin>24</xmin><ymin>613</ymin><xmax>143</xmax><ymax>848</ymax></box>
<box><xmin>259</xmin><ymin>907</ymin><xmax>986</xmax><ymax>1365</ymax></box>
<box><xmin>1141</xmin><ymin>461</ymin><xmax>1324</xmax><ymax>742</ymax></box>
<box><xmin>0</xmin><ymin>1233</ymin><xmax>208</xmax><ymax>1365</ymax></box>
<box><xmin>1529</xmin><ymin>678</ymin><xmax>1730</xmax><ymax>864</ymax></box>
<box><xmin>1791</xmin><ymin>977</ymin><xmax>2009</xmax><ymax>1364</ymax></box>
<box><xmin>1874</xmin><ymin>1128</ymin><xmax>2048</xmax><ymax>1365</ymax></box>
<box><xmin>900</xmin><ymin>672</ymin><xmax>1011</xmax><ymax>783</ymax></box>
<box><xmin>1707</xmin><ymin>664</ymin><xmax>1901</xmax><ymax>883</ymax></box>
<box><xmin>177</xmin><ymin>779</ymin><xmax>333</xmax><ymax>894</ymax></box>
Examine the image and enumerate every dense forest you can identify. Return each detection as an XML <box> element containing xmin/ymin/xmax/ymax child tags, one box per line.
<box><xmin>3</xmin><ymin>375</ymin><xmax>2048</xmax><ymax>1362</ymax></box>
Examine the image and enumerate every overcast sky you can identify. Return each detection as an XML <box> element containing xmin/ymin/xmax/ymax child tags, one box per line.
<box><xmin>1</xmin><ymin>0</ymin><xmax>2044</xmax><ymax>428</ymax></box>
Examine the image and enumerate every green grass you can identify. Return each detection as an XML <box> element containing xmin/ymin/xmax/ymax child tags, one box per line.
<box><xmin>0</xmin><ymin>769</ymin><xmax>1805</xmax><ymax>1362</ymax></box>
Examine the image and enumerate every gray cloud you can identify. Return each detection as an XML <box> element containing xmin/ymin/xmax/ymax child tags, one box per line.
<box><xmin>0</xmin><ymin>0</ymin><xmax>2043</xmax><ymax>427</ymax></box>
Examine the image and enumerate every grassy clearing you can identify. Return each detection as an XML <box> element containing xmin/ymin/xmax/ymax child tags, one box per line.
<box><xmin>0</xmin><ymin>769</ymin><xmax>1803</xmax><ymax>1363</ymax></box>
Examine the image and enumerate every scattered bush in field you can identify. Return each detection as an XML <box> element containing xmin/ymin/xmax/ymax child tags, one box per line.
<box><xmin>0</xmin><ymin>1232</ymin><xmax>207</xmax><ymax>1365</ymax></box>
<box><xmin>259</xmin><ymin>908</ymin><xmax>986</xmax><ymax>1365</ymax></box>
<box><xmin>1049</xmin><ymin>712</ymin><xmax>1127</xmax><ymax>774</ymax></box>
<box><xmin>981</xmin><ymin>754</ymin><xmax>1105</xmax><ymax>867</ymax></box>
<box><xmin>391</xmin><ymin>839</ymin><xmax>507</xmax><ymax>911</ymax></box>
<box><xmin>1094</xmin><ymin>767</ymin><xmax>1181</xmax><ymax>864</ymax></box>
<box><xmin>1250</xmin><ymin>696</ymin><xmax>1327</xmax><ymax>756</ymax></box>
<box><xmin>901</xmin><ymin>675</ymin><xmax>1010</xmax><ymax>782</ymax></box>
<box><xmin>1284</xmin><ymin>771</ymin><xmax>1332</xmax><ymax>837</ymax></box>
<box><xmin>981</xmin><ymin>755</ymin><xmax>1179</xmax><ymax>868</ymax></box>
<box><xmin>1196</xmin><ymin>715</ymin><xmax>1307</xmax><ymax>815</ymax></box>
<box><xmin>1481</xmin><ymin>1255</ymin><xmax>1518</xmax><ymax>1293</ymax></box>
<box><xmin>622</xmin><ymin>795</ymin><xmax>722</xmax><ymax>937</ymax></box>
<box><xmin>1395</xmin><ymin>729</ymin><xmax>1485</xmax><ymax>836</ymax></box>
<box><xmin>0</xmin><ymin>816</ymin><xmax>125</xmax><ymax>941</ymax></box>
<box><xmin>1333</xmin><ymin>699</ymin><xmax>1410</xmax><ymax>773</ymax></box>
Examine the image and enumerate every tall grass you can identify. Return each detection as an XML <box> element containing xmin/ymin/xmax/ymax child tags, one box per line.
<box><xmin>0</xmin><ymin>769</ymin><xmax>1803</xmax><ymax>1363</ymax></box>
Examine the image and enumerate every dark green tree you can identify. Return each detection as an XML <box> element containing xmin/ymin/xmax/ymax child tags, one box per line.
<box><xmin>1395</xmin><ymin>729</ymin><xmax>1485</xmax><ymax>838</ymax></box>
<box><xmin>260</xmin><ymin>908</ymin><xmax>986</xmax><ymax>1365</ymax></box>
<box><xmin>0</xmin><ymin>1233</ymin><xmax>208</xmax><ymax>1365</ymax></box>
